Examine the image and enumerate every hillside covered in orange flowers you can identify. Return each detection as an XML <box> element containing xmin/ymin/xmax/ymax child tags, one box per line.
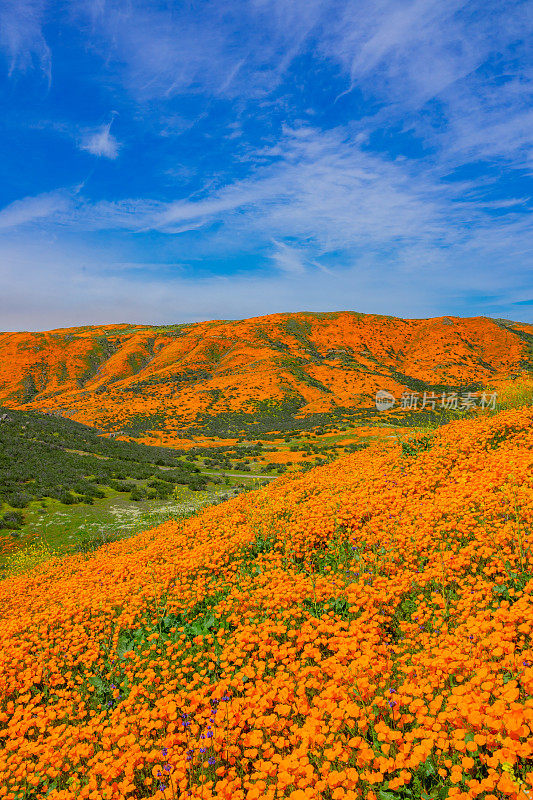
<box><xmin>0</xmin><ymin>312</ymin><xmax>532</xmax><ymax>441</ymax></box>
<box><xmin>0</xmin><ymin>406</ymin><xmax>532</xmax><ymax>800</ymax></box>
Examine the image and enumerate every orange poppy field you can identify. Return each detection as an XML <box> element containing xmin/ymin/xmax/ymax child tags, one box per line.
<box><xmin>1</xmin><ymin>313</ymin><xmax>532</xmax><ymax>443</ymax></box>
<box><xmin>0</xmin><ymin>405</ymin><xmax>532</xmax><ymax>800</ymax></box>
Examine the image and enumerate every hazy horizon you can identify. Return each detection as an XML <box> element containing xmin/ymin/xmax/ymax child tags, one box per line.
<box><xmin>2</xmin><ymin>308</ymin><xmax>533</xmax><ymax>335</ymax></box>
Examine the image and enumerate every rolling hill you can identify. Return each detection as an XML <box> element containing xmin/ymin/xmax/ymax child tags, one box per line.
<box><xmin>0</xmin><ymin>311</ymin><xmax>532</xmax><ymax>442</ymax></box>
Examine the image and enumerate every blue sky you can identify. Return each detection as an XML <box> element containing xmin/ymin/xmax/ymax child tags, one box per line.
<box><xmin>0</xmin><ymin>0</ymin><xmax>532</xmax><ymax>330</ymax></box>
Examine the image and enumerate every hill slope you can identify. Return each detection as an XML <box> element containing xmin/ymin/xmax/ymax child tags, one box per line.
<box><xmin>0</xmin><ymin>406</ymin><xmax>205</xmax><ymax>528</ymax></box>
<box><xmin>0</xmin><ymin>312</ymin><xmax>532</xmax><ymax>440</ymax></box>
<box><xmin>0</xmin><ymin>407</ymin><xmax>532</xmax><ymax>798</ymax></box>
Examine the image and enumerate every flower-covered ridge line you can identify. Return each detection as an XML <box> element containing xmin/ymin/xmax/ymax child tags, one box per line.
<box><xmin>0</xmin><ymin>406</ymin><xmax>532</xmax><ymax>799</ymax></box>
<box><xmin>0</xmin><ymin>312</ymin><xmax>532</xmax><ymax>441</ymax></box>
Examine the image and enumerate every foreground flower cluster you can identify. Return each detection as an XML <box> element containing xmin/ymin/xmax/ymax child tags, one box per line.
<box><xmin>0</xmin><ymin>408</ymin><xmax>532</xmax><ymax>800</ymax></box>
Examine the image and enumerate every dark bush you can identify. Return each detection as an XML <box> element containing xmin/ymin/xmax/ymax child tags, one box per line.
<box><xmin>58</xmin><ymin>491</ymin><xmax>77</xmax><ymax>505</ymax></box>
<box><xmin>8</xmin><ymin>492</ymin><xmax>31</xmax><ymax>508</ymax></box>
<box><xmin>0</xmin><ymin>511</ymin><xmax>24</xmax><ymax>529</ymax></box>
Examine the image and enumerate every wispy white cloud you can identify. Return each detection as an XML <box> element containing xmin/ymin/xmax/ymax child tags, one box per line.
<box><xmin>0</xmin><ymin>190</ymin><xmax>160</xmax><ymax>232</ymax></box>
<box><xmin>7</xmin><ymin>124</ymin><xmax>438</xmax><ymax>244</ymax></box>
<box><xmin>79</xmin><ymin>120</ymin><xmax>121</xmax><ymax>159</ymax></box>
<box><xmin>0</xmin><ymin>0</ymin><xmax>51</xmax><ymax>84</ymax></box>
<box><xmin>328</xmin><ymin>0</ymin><xmax>482</xmax><ymax>106</ymax></box>
<box><xmin>325</xmin><ymin>0</ymin><xmax>533</xmax><ymax>171</ymax></box>
<box><xmin>440</xmin><ymin>86</ymin><xmax>533</xmax><ymax>168</ymax></box>
<box><xmin>4</xmin><ymin>0</ymin><xmax>531</xmax><ymax>170</ymax></box>
<box><xmin>1</xmin><ymin>0</ymin><xmax>323</xmax><ymax>102</ymax></box>
<box><xmin>68</xmin><ymin>0</ymin><xmax>326</xmax><ymax>101</ymax></box>
<box><xmin>140</xmin><ymin>125</ymin><xmax>461</xmax><ymax>254</ymax></box>
<box><xmin>0</xmin><ymin>0</ymin><xmax>531</xmax><ymax>330</ymax></box>
<box><xmin>1</xmin><ymin>124</ymin><xmax>530</xmax><ymax>255</ymax></box>
<box><xmin>0</xmin><ymin>190</ymin><xmax>71</xmax><ymax>230</ymax></box>
<box><xmin>270</xmin><ymin>241</ymin><xmax>307</xmax><ymax>274</ymax></box>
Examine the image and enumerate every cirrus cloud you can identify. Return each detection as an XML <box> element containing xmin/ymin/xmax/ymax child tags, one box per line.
<box><xmin>79</xmin><ymin>120</ymin><xmax>120</xmax><ymax>159</ymax></box>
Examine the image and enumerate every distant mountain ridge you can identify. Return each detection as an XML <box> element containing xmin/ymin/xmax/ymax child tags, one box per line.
<box><xmin>0</xmin><ymin>311</ymin><xmax>532</xmax><ymax>439</ymax></box>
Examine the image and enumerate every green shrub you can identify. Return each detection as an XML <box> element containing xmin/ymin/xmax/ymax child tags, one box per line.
<box><xmin>9</xmin><ymin>492</ymin><xmax>31</xmax><ymax>508</ymax></box>
<box><xmin>58</xmin><ymin>490</ymin><xmax>77</xmax><ymax>505</ymax></box>
<box><xmin>0</xmin><ymin>511</ymin><xmax>24</xmax><ymax>529</ymax></box>
<box><xmin>400</xmin><ymin>433</ymin><xmax>434</xmax><ymax>457</ymax></box>
<box><xmin>115</xmin><ymin>481</ymin><xmax>135</xmax><ymax>492</ymax></box>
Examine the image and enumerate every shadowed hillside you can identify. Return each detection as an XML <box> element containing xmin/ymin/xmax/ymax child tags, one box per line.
<box><xmin>0</xmin><ymin>312</ymin><xmax>532</xmax><ymax>440</ymax></box>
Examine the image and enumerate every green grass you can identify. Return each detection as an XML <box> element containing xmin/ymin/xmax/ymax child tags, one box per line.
<box><xmin>487</xmin><ymin>377</ymin><xmax>533</xmax><ymax>411</ymax></box>
<box><xmin>0</xmin><ymin>484</ymin><xmax>240</xmax><ymax>576</ymax></box>
<box><xmin>0</xmin><ymin>405</ymin><xmax>208</xmax><ymax>531</ymax></box>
